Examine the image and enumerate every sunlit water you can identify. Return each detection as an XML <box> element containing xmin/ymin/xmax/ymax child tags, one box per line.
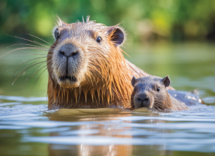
<box><xmin>0</xmin><ymin>43</ymin><xmax>215</xmax><ymax>156</ymax></box>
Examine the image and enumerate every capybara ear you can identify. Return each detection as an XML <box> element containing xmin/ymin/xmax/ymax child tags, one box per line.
<box><xmin>108</xmin><ymin>26</ymin><xmax>125</xmax><ymax>46</ymax></box>
<box><xmin>162</xmin><ymin>76</ymin><xmax>171</xmax><ymax>87</ymax></box>
<box><xmin>131</xmin><ymin>76</ymin><xmax>137</xmax><ymax>87</ymax></box>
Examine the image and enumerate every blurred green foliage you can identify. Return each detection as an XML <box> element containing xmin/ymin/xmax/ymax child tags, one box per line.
<box><xmin>0</xmin><ymin>0</ymin><xmax>215</xmax><ymax>44</ymax></box>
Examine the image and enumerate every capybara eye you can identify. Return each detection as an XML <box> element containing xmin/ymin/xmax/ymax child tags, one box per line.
<box><xmin>54</xmin><ymin>28</ymin><xmax>60</xmax><ymax>40</ymax></box>
<box><xmin>157</xmin><ymin>87</ymin><xmax>160</xmax><ymax>92</ymax></box>
<box><xmin>96</xmin><ymin>36</ymin><xmax>102</xmax><ymax>43</ymax></box>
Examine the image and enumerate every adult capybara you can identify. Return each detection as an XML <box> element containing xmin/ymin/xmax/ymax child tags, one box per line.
<box><xmin>47</xmin><ymin>17</ymin><xmax>174</xmax><ymax>110</ymax></box>
<box><xmin>131</xmin><ymin>75</ymin><xmax>201</xmax><ymax>111</ymax></box>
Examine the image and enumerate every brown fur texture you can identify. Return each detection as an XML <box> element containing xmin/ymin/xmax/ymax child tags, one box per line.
<box><xmin>47</xmin><ymin>17</ymin><xmax>172</xmax><ymax>110</ymax></box>
<box><xmin>131</xmin><ymin>76</ymin><xmax>189</xmax><ymax>111</ymax></box>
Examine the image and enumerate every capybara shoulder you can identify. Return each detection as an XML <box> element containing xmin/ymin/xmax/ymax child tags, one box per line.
<box><xmin>167</xmin><ymin>90</ymin><xmax>202</xmax><ymax>106</ymax></box>
<box><xmin>131</xmin><ymin>75</ymin><xmax>189</xmax><ymax>111</ymax></box>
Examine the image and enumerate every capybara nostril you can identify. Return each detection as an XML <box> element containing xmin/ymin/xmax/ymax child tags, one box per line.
<box><xmin>58</xmin><ymin>43</ymin><xmax>79</xmax><ymax>58</ymax></box>
<box><xmin>137</xmin><ymin>97</ymin><xmax>143</xmax><ymax>101</ymax></box>
<box><xmin>59</xmin><ymin>50</ymin><xmax>79</xmax><ymax>57</ymax></box>
<box><xmin>70</xmin><ymin>51</ymin><xmax>79</xmax><ymax>57</ymax></box>
<box><xmin>71</xmin><ymin>76</ymin><xmax>77</xmax><ymax>82</ymax></box>
<box><xmin>136</xmin><ymin>93</ymin><xmax>148</xmax><ymax>102</ymax></box>
<box><xmin>137</xmin><ymin>97</ymin><xmax>149</xmax><ymax>102</ymax></box>
<box><xmin>144</xmin><ymin>98</ymin><xmax>149</xmax><ymax>101</ymax></box>
<box><xmin>59</xmin><ymin>50</ymin><xmax>65</xmax><ymax>56</ymax></box>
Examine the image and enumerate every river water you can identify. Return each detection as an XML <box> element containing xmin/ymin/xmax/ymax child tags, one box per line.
<box><xmin>0</xmin><ymin>43</ymin><xmax>215</xmax><ymax>156</ymax></box>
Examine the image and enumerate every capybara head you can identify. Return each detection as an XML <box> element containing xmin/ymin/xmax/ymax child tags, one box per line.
<box><xmin>131</xmin><ymin>75</ymin><xmax>171</xmax><ymax>109</ymax></box>
<box><xmin>48</xmin><ymin>16</ymin><xmax>125</xmax><ymax>89</ymax></box>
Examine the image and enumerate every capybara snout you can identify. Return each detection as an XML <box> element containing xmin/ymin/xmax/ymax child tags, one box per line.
<box><xmin>131</xmin><ymin>75</ymin><xmax>172</xmax><ymax>110</ymax></box>
<box><xmin>134</xmin><ymin>91</ymin><xmax>153</xmax><ymax>109</ymax></box>
<box><xmin>58</xmin><ymin>43</ymin><xmax>79</xmax><ymax>58</ymax></box>
<box><xmin>57</xmin><ymin>43</ymin><xmax>81</xmax><ymax>80</ymax></box>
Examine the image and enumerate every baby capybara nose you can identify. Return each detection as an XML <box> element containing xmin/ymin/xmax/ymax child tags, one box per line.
<box><xmin>58</xmin><ymin>44</ymin><xmax>79</xmax><ymax>57</ymax></box>
<box><xmin>137</xmin><ymin>94</ymin><xmax>149</xmax><ymax>102</ymax></box>
<box><xmin>136</xmin><ymin>93</ymin><xmax>150</xmax><ymax>106</ymax></box>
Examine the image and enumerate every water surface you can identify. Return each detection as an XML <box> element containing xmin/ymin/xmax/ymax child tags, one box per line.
<box><xmin>0</xmin><ymin>43</ymin><xmax>215</xmax><ymax>156</ymax></box>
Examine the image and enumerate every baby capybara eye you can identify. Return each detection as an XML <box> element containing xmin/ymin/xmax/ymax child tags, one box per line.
<box><xmin>157</xmin><ymin>87</ymin><xmax>160</xmax><ymax>92</ymax></box>
<box><xmin>96</xmin><ymin>36</ymin><xmax>102</xmax><ymax>43</ymax></box>
<box><xmin>54</xmin><ymin>28</ymin><xmax>60</xmax><ymax>40</ymax></box>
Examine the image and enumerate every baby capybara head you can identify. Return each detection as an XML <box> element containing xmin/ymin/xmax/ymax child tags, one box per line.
<box><xmin>48</xmin><ymin>17</ymin><xmax>125</xmax><ymax>89</ymax></box>
<box><xmin>131</xmin><ymin>75</ymin><xmax>171</xmax><ymax>109</ymax></box>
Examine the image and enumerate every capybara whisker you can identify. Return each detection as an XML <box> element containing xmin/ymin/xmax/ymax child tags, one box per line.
<box><xmin>29</xmin><ymin>67</ymin><xmax>48</xmax><ymax>94</ymax></box>
<box><xmin>12</xmin><ymin>61</ymin><xmax>47</xmax><ymax>85</ymax></box>
<box><xmin>24</xmin><ymin>54</ymin><xmax>50</xmax><ymax>56</ymax></box>
<box><xmin>0</xmin><ymin>47</ymin><xmax>48</xmax><ymax>58</ymax></box>
<box><xmin>13</xmin><ymin>58</ymin><xmax>47</xmax><ymax>76</ymax></box>
<box><xmin>24</xmin><ymin>63</ymin><xmax>49</xmax><ymax>83</ymax></box>
<box><xmin>7</xmin><ymin>43</ymin><xmax>40</xmax><ymax>48</ymax></box>
<box><xmin>6</xmin><ymin>34</ymin><xmax>48</xmax><ymax>48</ymax></box>
<box><xmin>25</xmin><ymin>33</ymin><xmax>51</xmax><ymax>45</ymax></box>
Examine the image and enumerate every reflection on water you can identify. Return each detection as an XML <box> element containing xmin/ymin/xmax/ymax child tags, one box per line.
<box><xmin>0</xmin><ymin>98</ymin><xmax>215</xmax><ymax>156</ymax></box>
<box><xmin>0</xmin><ymin>43</ymin><xmax>215</xmax><ymax>156</ymax></box>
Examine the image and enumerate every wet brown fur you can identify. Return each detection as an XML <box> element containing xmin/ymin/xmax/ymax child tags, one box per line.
<box><xmin>47</xmin><ymin>17</ymin><xmax>172</xmax><ymax>110</ymax></box>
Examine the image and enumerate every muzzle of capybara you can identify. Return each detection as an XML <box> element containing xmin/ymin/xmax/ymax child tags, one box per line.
<box><xmin>134</xmin><ymin>91</ymin><xmax>154</xmax><ymax>109</ymax></box>
<box><xmin>52</xmin><ymin>41</ymin><xmax>85</xmax><ymax>88</ymax></box>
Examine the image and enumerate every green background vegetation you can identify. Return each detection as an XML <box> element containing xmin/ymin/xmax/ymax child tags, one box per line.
<box><xmin>1</xmin><ymin>0</ymin><xmax>215</xmax><ymax>44</ymax></box>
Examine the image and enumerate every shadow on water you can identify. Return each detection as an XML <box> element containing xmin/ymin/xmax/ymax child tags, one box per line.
<box><xmin>0</xmin><ymin>43</ymin><xmax>215</xmax><ymax>156</ymax></box>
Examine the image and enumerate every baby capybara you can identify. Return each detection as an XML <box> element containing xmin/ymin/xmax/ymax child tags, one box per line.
<box><xmin>131</xmin><ymin>75</ymin><xmax>201</xmax><ymax>111</ymax></box>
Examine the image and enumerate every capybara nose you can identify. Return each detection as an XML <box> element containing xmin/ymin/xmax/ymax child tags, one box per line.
<box><xmin>58</xmin><ymin>44</ymin><xmax>79</xmax><ymax>57</ymax></box>
<box><xmin>59</xmin><ymin>50</ymin><xmax>79</xmax><ymax>57</ymax></box>
<box><xmin>137</xmin><ymin>94</ymin><xmax>149</xmax><ymax>102</ymax></box>
<box><xmin>136</xmin><ymin>93</ymin><xmax>151</xmax><ymax>107</ymax></box>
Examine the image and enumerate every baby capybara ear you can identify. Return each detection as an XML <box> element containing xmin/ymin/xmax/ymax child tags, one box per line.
<box><xmin>131</xmin><ymin>76</ymin><xmax>137</xmax><ymax>87</ymax></box>
<box><xmin>108</xmin><ymin>26</ymin><xmax>125</xmax><ymax>46</ymax></box>
<box><xmin>162</xmin><ymin>76</ymin><xmax>171</xmax><ymax>87</ymax></box>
